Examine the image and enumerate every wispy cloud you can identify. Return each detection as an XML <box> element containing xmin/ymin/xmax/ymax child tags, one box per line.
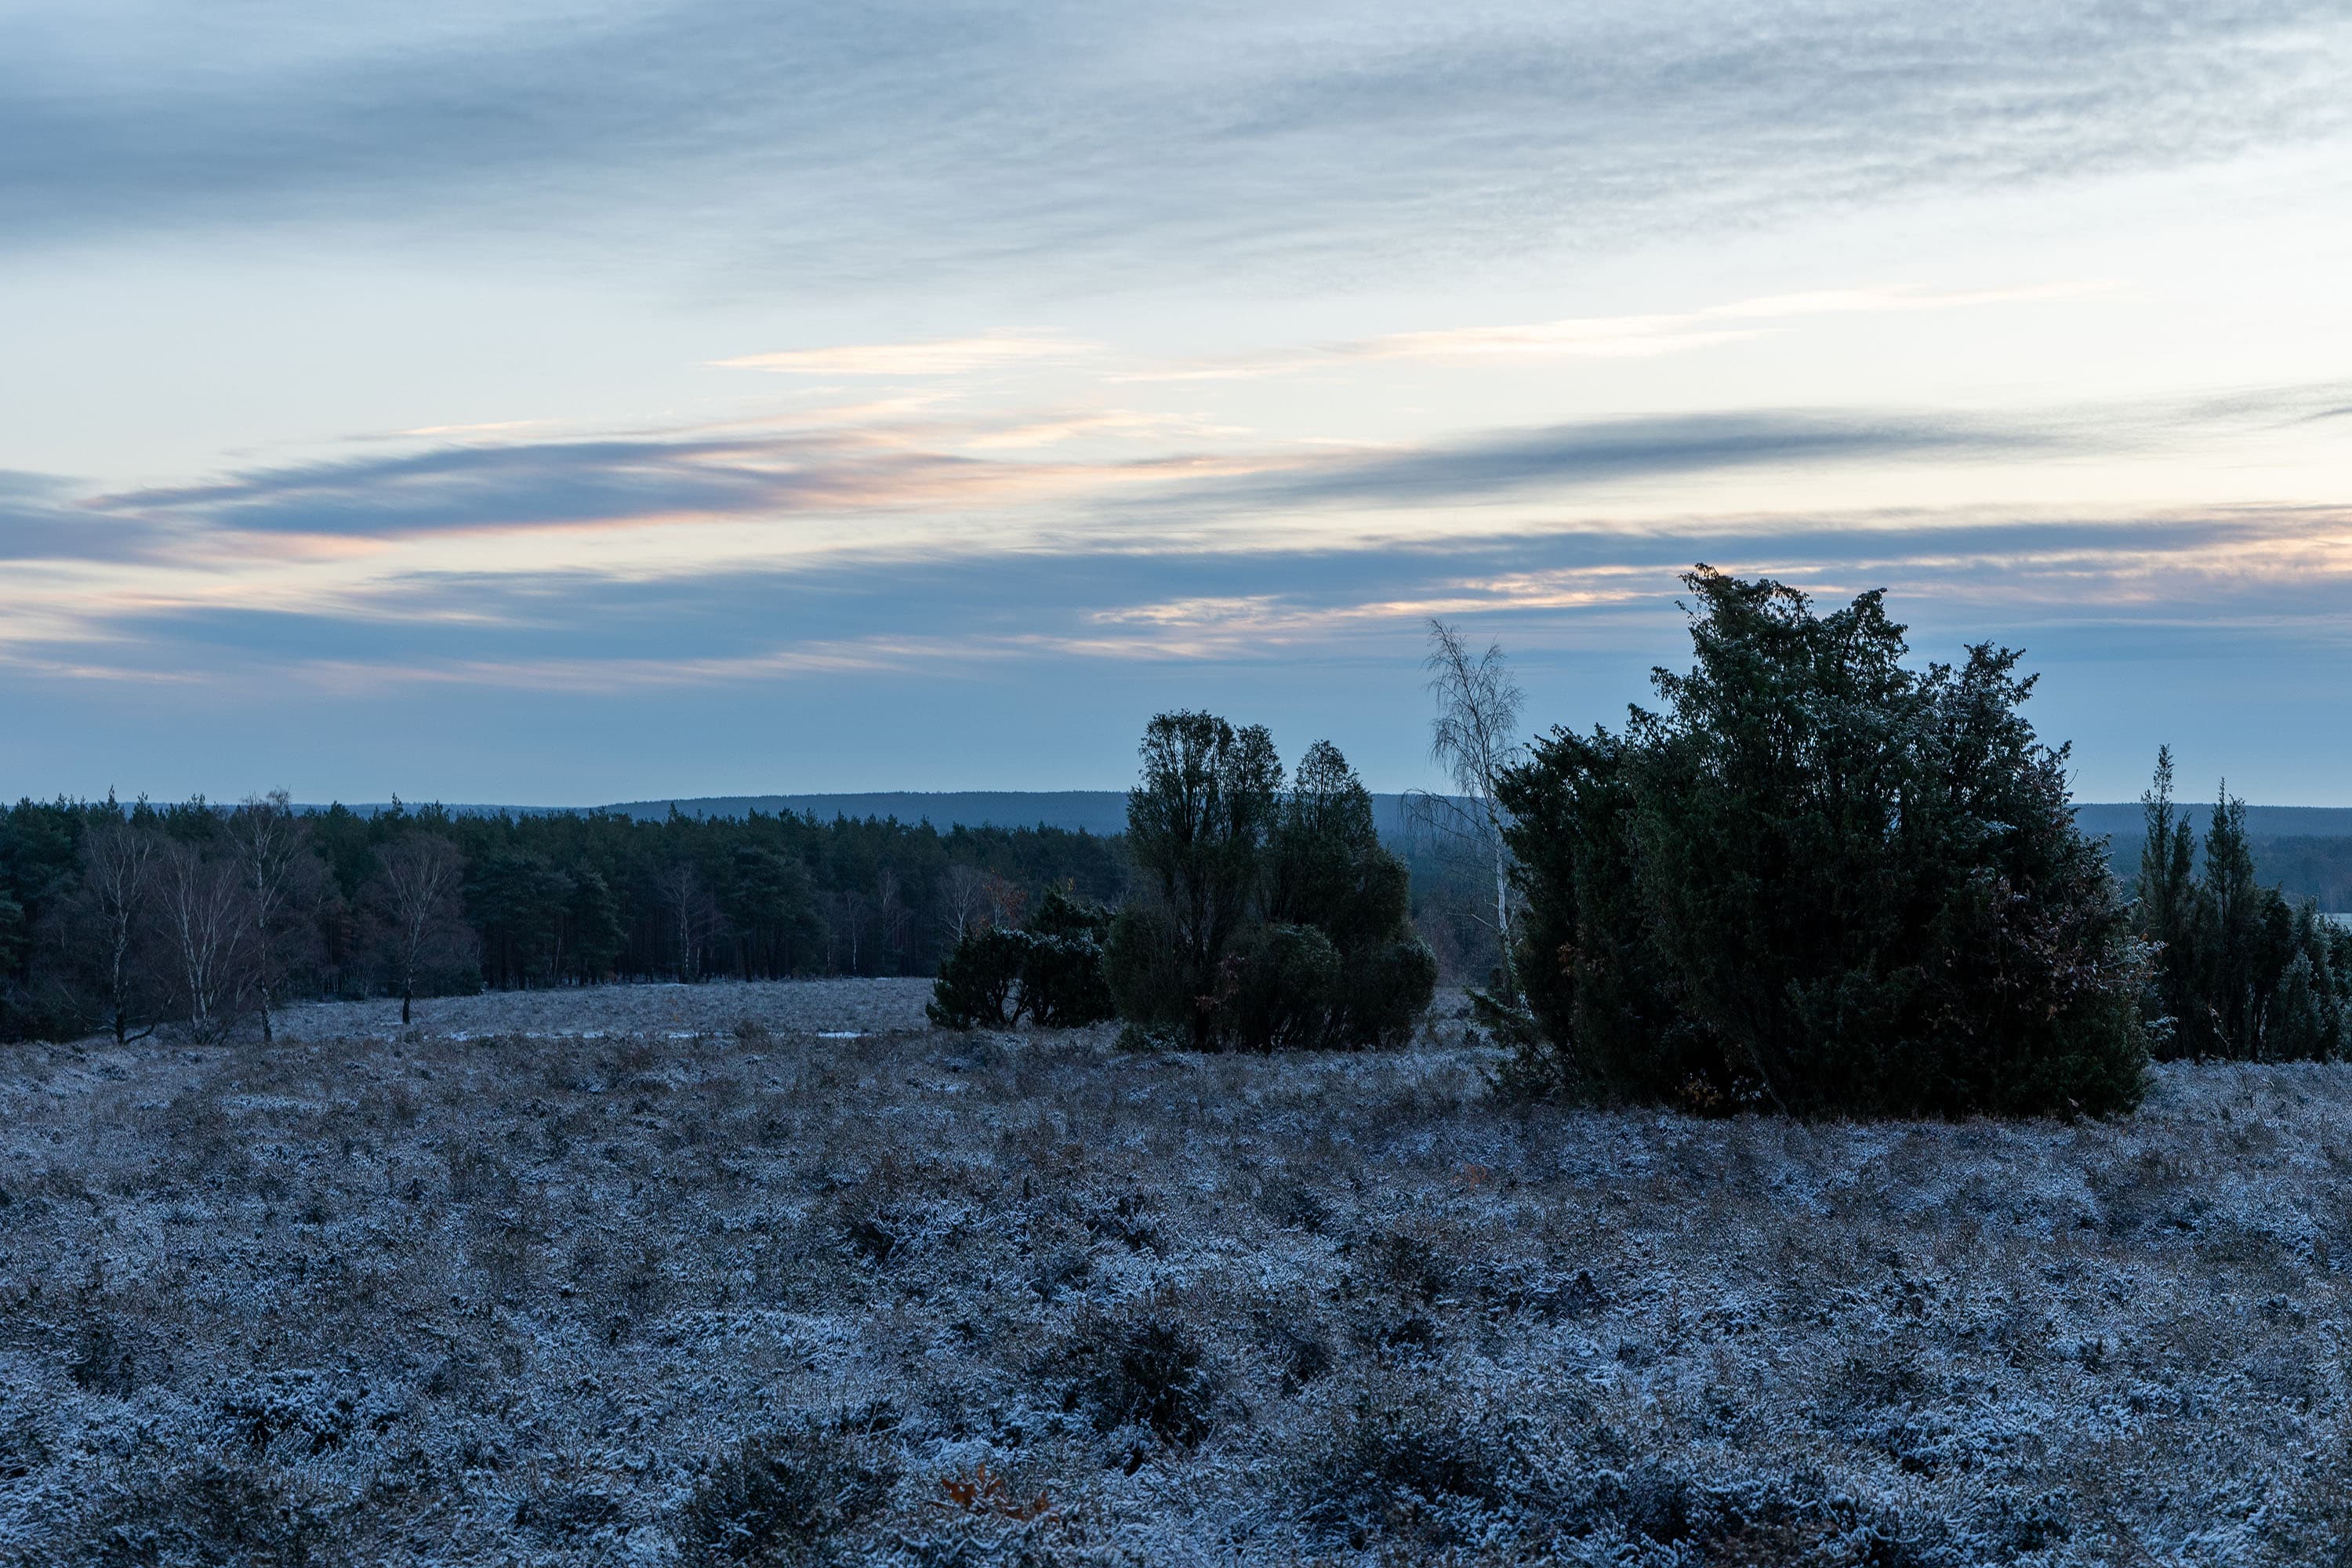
<box><xmin>5</xmin><ymin>3</ymin><xmax>2346</xmax><ymax>287</ymax></box>
<box><xmin>60</xmin><ymin>404</ymin><xmax>2058</xmax><ymax>557</ymax></box>
<box><xmin>23</xmin><ymin>497</ymin><xmax>2350</xmax><ymax>683</ymax></box>
<box><xmin>1127</xmin><ymin>281</ymin><xmax>2122</xmax><ymax>380</ymax></box>
<box><xmin>0</xmin><ymin>470</ymin><xmax>172</xmax><ymax>564</ymax></box>
<box><xmin>712</xmin><ymin>333</ymin><xmax>1091</xmax><ymax>376</ymax></box>
<box><xmin>1138</xmin><ymin>410</ymin><xmax>2057</xmax><ymax>514</ymax></box>
<box><xmin>42</xmin><ymin>374</ymin><xmax>2323</xmax><ymax>572</ymax></box>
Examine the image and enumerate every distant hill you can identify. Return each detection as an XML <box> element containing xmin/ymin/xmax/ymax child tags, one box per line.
<box><xmin>601</xmin><ymin>791</ymin><xmax>1137</xmax><ymax>834</ymax></box>
<box><xmin>2069</xmin><ymin>803</ymin><xmax>2352</xmax><ymax>840</ymax></box>
<box><xmin>601</xmin><ymin>789</ymin><xmax>1462</xmax><ymax>840</ymax></box>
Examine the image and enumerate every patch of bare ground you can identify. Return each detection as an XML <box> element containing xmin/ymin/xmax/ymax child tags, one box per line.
<box><xmin>3</xmin><ymin>979</ymin><xmax>2350</xmax><ymax>1564</ymax></box>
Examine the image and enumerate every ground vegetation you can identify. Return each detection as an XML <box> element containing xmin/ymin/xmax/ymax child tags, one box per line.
<box><xmin>2</xmin><ymin>979</ymin><xmax>2348</xmax><ymax>1564</ymax></box>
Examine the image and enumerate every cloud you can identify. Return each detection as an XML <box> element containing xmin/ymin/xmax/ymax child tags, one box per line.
<box><xmin>31</xmin><ymin>500</ymin><xmax>2350</xmax><ymax>690</ymax></box>
<box><xmin>0</xmin><ymin>470</ymin><xmax>170</xmax><ymax>563</ymax></box>
<box><xmin>64</xmin><ymin>404</ymin><xmax>2060</xmax><ymax>554</ymax></box>
<box><xmin>1127</xmin><ymin>282</ymin><xmax>2122</xmax><ymax>379</ymax></box>
<box><xmin>1143</xmin><ymin>410</ymin><xmax>2056</xmax><ymax>514</ymax></box>
<box><xmin>712</xmin><ymin>334</ymin><xmax>1091</xmax><ymax>376</ymax></box>
<box><xmin>5</xmin><ymin>2</ymin><xmax>2346</xmax><ymax>287</ymax></box>
<box><xmin>88</xmin><ymin>431</ymin><xmax>1044</xmax><ymax>539</ymax></box>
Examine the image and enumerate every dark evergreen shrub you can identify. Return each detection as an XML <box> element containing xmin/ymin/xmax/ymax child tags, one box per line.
<box><xmin>1297</xmin><ymin>1398</ymin><xmax>1510</xmax><ymax>1548</ymax></box>
<box><xmin>925</xmin><ymin>926</ymin><xmax>1029</xmax><ymax>1030</ymax></box>
<box><xmin>1330</xmin><ymin>935</ymin><xmax>1442</xmax><ymax>1050</ymax></box>
<box><xmin>1222</xmin><ymin>924</ymin><xmax>1341</xmax><ymax>1051</ymax></box>
<box><xmin>1018</xmin><ymin>890</ymin><xmax>1117</xmax><ymax>1028</ymax></box>
<box><xmin>1058</xmin><ymin>1310</ymin><xmax>1215</xmax><ymax>1448</ymax></box>
<box><xmin>1105</xmin><ymin>904</ymin><xmax>1189</xmax><ymax>1040</ymax></box>
<box><xmin>1498</xmin><ymin>566</ymin><xmax>2147</xmax><ymax>1118</ymax></box>
<box><xmin>86</xmin><ymin>1458</ymin><xmax>324</xmax><ymax>1567</ymax></box>
<box><xmin>925</xmin><ymin>888</ymin><xmax>1117</xmax><ymax>1030</ymax></box>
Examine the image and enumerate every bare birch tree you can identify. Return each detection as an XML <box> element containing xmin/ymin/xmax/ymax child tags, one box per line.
<box><xmin>370</xmin><ymin>834</ymin><xmax>470</xmax><ymax>1025</ymax></box>
<box><xmin>875</xmin><ymin>865</ymin><xmax>913</xmax><ymax>972</ymax></box>
<box><xmin>1414</xmin><ymin>619</ymin><xmax>1529</xmax><ymax>998</ymax></box>
<box><xmin>939</xmin><ymin>864</ymin><xmax>1026</xmax><ymax>946</ymax></box>
<box><xmin>81</xmin><ymin>820</ymin><xmax>158</xmax><ymax>1044</ymax></box>
<box><xmin>154</xmin><ymin>838</ymin><xmax>252</xmax><ymax>1043</ymax></box>
<box><xmin>655</xmin><ymin>862</ymin><xmax>719</xmax><ymax>981</ymax></box>
<box><xmin>230</xmin><ymin>789</ymin><xmax>305</xmax><ymax>1044</ymax></box>
<box><xmin>940</xmin><ymin>863</ymin><xmax>993</xmax><ymax>943</ymax></box>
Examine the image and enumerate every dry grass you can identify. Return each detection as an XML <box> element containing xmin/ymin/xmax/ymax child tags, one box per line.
<box><xmin>3</xmin><ymin>979</ymin><xmax>2350</xmax><ymax>1564</ymax></box>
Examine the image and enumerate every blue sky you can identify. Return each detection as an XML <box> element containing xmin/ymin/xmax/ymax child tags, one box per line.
<box><xmin>4</xmin><ymin>1</ymin><xmax>2349</xmax><ymax>804</ymax></box>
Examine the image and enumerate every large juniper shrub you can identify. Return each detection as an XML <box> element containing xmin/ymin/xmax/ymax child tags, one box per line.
<box><xmin>1498</xmin><ymin>567</ymin><xmax>2147</xmax><ymax>1117</ymax></box>
<box><xmin>1221</xmin><ymin>923</ymin><xmax>1342</xmax><ymax>1051</ymax></box>
<box><xmin>1296</xmin><ymin>1396</ymin><xmax>1514</xmax><ymax>1548</ymax></box>
<box><xmin>926</xmin><ymin>926</ymin><xmax>1030</xmax><ymax>1029</ymax></box>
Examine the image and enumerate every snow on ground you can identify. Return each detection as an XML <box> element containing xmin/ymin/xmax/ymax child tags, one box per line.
<box><xmin>3</xmin><ymin>979</ymin><xmax>2350</xmax><ymax>1565</ymax></box>
<box><xmin>274</xmin><ymin>975</ymin><xmax>936</xmax><ymax>1044</ymax></box>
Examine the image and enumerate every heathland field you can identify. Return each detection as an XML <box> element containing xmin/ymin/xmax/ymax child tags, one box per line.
<box><xmin>4</xmin><ymin>979</ymin><xmax>2350</xmax><ymax>1565</ymax></box>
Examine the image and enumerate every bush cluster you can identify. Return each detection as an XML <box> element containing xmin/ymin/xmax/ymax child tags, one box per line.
<box><xmin>679</xmin><ymin>1417</ymin><xmax>900</xmax><ymax>1565</ymax></box>
<box><xmin>925</xmin><ymin>889</ymin><xmax>1118</xmax><ymax>1030</ymax></box>
<box><xmin>1497</xmin><ymin>568</ymin><xmax>2148</xmax><ymax>1118</ymax></box>
<box><xmin>2136</xmin><ymin>753</ymin><xmax>2351</xmax><ymax>1060</ymax></box>
<box><xmin>1105</xmin><ymin>717</ymin><xmax>1436</xmax><ymax>1051</ymax></box>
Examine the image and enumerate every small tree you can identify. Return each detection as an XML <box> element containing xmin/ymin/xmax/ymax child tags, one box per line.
<box><xmin>368</xmin><ymin>834</ymin><xmax>473</xmax><ymax>1025</ymax></box>
<box><xmin>1415</xmin><ymin>622</ymin><xmax>1527</xmax><ymax>998</ymax></box>
<box><xmin>1017</xmin><ymin>889</ymin><xmax>1117</xmax><ymax>1028</ymax></box>
<box><xmin>78</xmin><ymin>819</ymin><xmax>159</xmax><ymax>1044</ymax></box>
<box><xmin>655</xmin><ymin>862</ymin><xmax>722</xmax><ymax>981</ymax></box>
<box><xmin>1264</xmin><ymin>741</ymin><xmax>1436</xmax><ymax>1049</ymax></box>
<box><xmin>228</xmin><ymin>791</ymin><xmax>314</xmax><ymax>1044</ymax></box>
<box><xmin>154</xmin><ymin>838</ymin><xmax>252</xmax><ymax>1044</ymax></box>
<box><xmin>2137</xmin><ymin>763</ymin><xmax>2349</xmax><ymax>1061</ymax></box>
<box><xmin>1117</xmin><ymin>712</ymin><xmax>1283</xmax><ymax>1049</ymax></box>
<box><xmin>927</xmin><ymin>889</ymin><xmax>1116</xmax><ymax>1031</ymax></box>
<box><xmin>938</xmin><ymin>864</ymin><xmax>1000</xmax><ymax>944</ymax></box>
<box><xmin>2136</xmin><ymin>747</ymin><xmax>2197</xmax><ymax>1051</ymax></box>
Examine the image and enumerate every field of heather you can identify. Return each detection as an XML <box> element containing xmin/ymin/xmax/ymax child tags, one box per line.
<box><xmin>4</xmin><ymin>979</ymin><xmax>2350</xmax><ymax>1565</ymax></box>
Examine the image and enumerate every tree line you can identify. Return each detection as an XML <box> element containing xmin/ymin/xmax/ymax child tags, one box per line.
<box><xmin>0</xmin><ymin>794</ymin><xmax>1126</xmax><ymax>1043</ymax></box>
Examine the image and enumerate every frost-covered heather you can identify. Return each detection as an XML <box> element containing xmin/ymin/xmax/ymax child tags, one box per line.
<box><xmin>3</xmin><ymin>980</ymin><xmax>2350</xmax><ymax>1566</ymax></box>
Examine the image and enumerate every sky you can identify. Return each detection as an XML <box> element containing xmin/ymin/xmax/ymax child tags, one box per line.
<box><xmin>3</xmin><ymin>0</ymin><xmax>2349</xmax><ymax>805</ymax></box>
